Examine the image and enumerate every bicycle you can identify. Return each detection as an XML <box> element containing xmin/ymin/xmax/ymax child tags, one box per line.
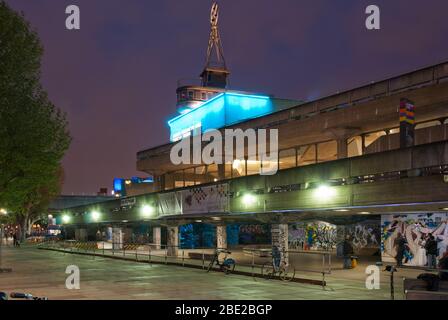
<box><xmin>207</xmin><ymin>249</ymin><xmax>236</xmax><ymax>274</ymax></box>
<box><xmin>0</xmin><ymin>292</ymin><xmax>48</xmax><ymax>300</ymax></box>
<box><xmin>261</xmin><ymin>246</ymin><xmax>295</xmax><ymax>281</ymax></box>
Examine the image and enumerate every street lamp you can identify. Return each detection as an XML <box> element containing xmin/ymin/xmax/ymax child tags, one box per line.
<box><xmin>62</xmin><ymin>214</ymin><xmax>71</xmax><ymax>224</ymax></box>
<box><xmin>314</xmin><ymin>185</ymin><xmax>336</xmax><ymax>201</ymax></box>
<box><xmin>140</xmin><ymin>205</ymin><xmax>155</xmax><ymax>218</ymax></box>
<box><xmin>242</xmin><ymin>194</ymin><xmax>256</xmax><ymax>206</ymax></box>
<box><xmin>91</xmin><ymin>211</ymin><xmax>101</xmax><ymax>222</ymax></box>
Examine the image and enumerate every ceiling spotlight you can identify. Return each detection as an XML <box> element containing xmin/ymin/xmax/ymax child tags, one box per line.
<box><xmin>315</xmin><ymin>185</ymin><xmax>336</xmax><ymax>200</ymax></box>
<box><xmin>242</xmin><ymin>194</ymin><xmax>256</xmax><ymax>206</ymax></box>
<box><xmin>141</xmin><ymin>205</ymin><xmax>155</xmax><ymax>218</ymax></box>
<box><xmin>62</xmin><ymin>215</ymin><xmax>71</xmax><ymax>224</ymax></box>
<box><xmin>91</xmin><ymin>211</ymin><xmax>101</xmax><ymax>221</ymax></box>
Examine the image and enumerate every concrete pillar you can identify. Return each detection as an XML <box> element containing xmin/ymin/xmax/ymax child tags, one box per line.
<box><xmin>216</xmin><ymin>225</ymin><xmax>227</xmax><ymax>249</ymax></box>
<box><xmin>75</xmin><ymin>228</ymin><xmax>88</xmax><ymax>242</ymax></box>
<box><xmin>112</xmin><ymin>227</ymin><xmax>123</xmax><ymax>250</ymax></box>
<box><xmin>153</xmin><ymin>227</ymin><xmax>161</xmax><ymax>250</ymax></box>
<box><xmin>167</xmin><ymin>226</ymin><xmax>178</xmax><ymax>257</ymax></box>
<box><xmin>271</xmin><ymin>224</ymin><xmax>289</xmax><ymax>265</ymax></box>
<box><xmin>337</xmin><ymin>139</ymin><xmax>348</xmax><ymax>159</ymax></box>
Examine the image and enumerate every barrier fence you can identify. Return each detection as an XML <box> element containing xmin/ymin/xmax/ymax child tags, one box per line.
<box><xmin>38</xmin><ymin>239</ymin><xmax>329</xmax><ymax>287</ymax></box>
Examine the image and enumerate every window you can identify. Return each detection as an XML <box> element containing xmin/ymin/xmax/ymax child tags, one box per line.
<box><xmin>297</xmin><ymin>145</ymin><xmax>316</xmax><ymax>166</ymax></box>
<box><xmin>347</xmin><ymin>136</ymin><xmax>362</xmax><ymax>157</ymax></box>
<box><xmin>317</xmin><ymin>141</ymin><xmax>337</xmax><ymax>163</ymax></box>
<box><xmin>279</xmin><ymin>149</ymin><xmax>296</xmax><ymax>170</ymax></box>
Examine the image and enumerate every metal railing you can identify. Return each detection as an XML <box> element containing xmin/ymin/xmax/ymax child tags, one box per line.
<box><xmin>38</xmin><ymin>241</ymin><xmax>329</xmax><ymax>286</ymax></box>
<box><xmin>243</xmin><ymin>247</ymin><xmax>331</xmax><ymax>288</ymax></box>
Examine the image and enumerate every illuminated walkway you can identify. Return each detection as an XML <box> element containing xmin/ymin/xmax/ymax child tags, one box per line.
<box><xmin>0</xmin><ymin>246</ymin><xmax>428</xmax><ymax>300</ymax></box>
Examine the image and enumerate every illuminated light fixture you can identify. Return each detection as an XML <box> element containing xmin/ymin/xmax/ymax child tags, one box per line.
<box><xmin>125</xmin><ymin>180</ymin><xmax>131</xmax><ymax>185</ymax></box>
<box><xmin>62</xmin><ymin>215</ymin><xmax>71</xmax><ymax>224</ymax></box>
<box><xmin>442</xmin><ymin>208</ymin><xmax>448</xmax><ymax>211</ymax></box>
<box><xmin>211</xmin><ymin>217</ymin><xmax>221</xmax><ymax>221</ymax></box>
<box><xmin>111</xmin><ymin>190</ymin><xmax>115</xmax><ymax>195</ymax></box>
<box><xmin>242</xmin><ymin>194</ymin><xmax>256</xmax><ymax>206</ymax></box>
<box><xmin>334</xmin><ymin>209</ymin><xmax>350</xmax><ymax>212</ymax></box>
<box><xmin>48</xmin><ymin>214</ymin><xmax>53</xmax><ymax>219</ymax></box>
<box><xmin>358</xmin><ymin>212</ymin><xmax>371</xmax><ymax>215</ymax></box>
<box><xmin>195</xmin><ymin>219</ymin><xmax>203</xmax><ymax>223</ymax></box>
<box><xmin>91</xmin><ymin>211</ymin><xmax>101</xmax><ymax>221</ymax></box>
<box><xmin>141</xmin><ymin>205</ymin><xmax>155</xmax><ymax>218</ymax></box>
<box><xmin>0</xmin><ymin>208</ymin><xmax>8</xmax><ymax>215</ymax></box>
<box><xmin>122</xmin><ymin>220</ymin><xmax>129</xmax><ymax>223</ymax></box>
<box><xmin>314</xmin><ymin>185</ymin><xmax>336</xmax><ymax>200</ymax></box>
<box><xmin>168</xmin><ymin>92</ymin><xmax>272</xmax><ymax>142</ymax></box>
<box><xmin>213</xmin><ymin>178</ymin><xmax>218</xmax><ymax>182</ymax></box>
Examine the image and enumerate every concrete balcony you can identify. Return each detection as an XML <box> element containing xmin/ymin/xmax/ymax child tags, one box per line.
<box><xmin>62</xmin><ymin>141</ymin><xmax>448</xmax><ymax>225</ymax></box>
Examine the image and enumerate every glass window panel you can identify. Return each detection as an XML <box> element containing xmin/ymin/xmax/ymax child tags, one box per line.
<box><xmin>297</xmin><ymin>144</ymin><xmax>316</xmax><ymax>166</ymax></box>
<box><xmin>317</xmin><ymin>141</ymin><xmax>337</xmax><ymax>163</ymax></box>
<box><xmin>347</xmin><ymin>136</ymin><xmax>362</xmax><ymax>157</ymax></box>
<box><xmin>279</xmin><ymin>149</ymin><xmax>296</xmax><ymax>170</ymax></box>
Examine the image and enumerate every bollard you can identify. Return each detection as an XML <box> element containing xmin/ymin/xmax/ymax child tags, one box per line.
<box><xmin>202</xmin><ymin>250</ymin><xmax>205</xmax><ymax>270</ymax></box>
<box><xmin>165</xmin><ymin>246</ymin><xmax>168</xmax><ymax>265</ymax></box>
<box><xmin>182</xmin><ymin>250</ymin><xmax>185</xmax><ymax>267</ymax></box>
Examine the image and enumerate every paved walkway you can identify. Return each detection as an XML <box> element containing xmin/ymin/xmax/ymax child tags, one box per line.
<box><xmin>0</xmin><ymin>246</ymin><xmax>426</xmax><ymax>300</ymax></box>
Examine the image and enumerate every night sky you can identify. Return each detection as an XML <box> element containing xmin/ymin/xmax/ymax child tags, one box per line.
<box><xmin>6</xmin><ymin>0</ymin><xmax>448</xmax><ymax>195</ymax></box>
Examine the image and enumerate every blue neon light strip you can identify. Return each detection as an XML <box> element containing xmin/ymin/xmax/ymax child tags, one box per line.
<box><xmin>168</xmin><ymin>93</ymin><xmax>272</xmax><ymax>142</ymax></box>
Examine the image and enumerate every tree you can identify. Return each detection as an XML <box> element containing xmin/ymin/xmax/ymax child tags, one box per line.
<box><xmin>0</xmin><ymin>1</ymin><xmax>71</xmax><ymax>240</ymax></box>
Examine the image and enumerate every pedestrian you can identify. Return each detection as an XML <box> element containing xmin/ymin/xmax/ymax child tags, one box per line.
<box><xmin>342</xmin><ymin>236</ymin><xmax>354</xmax><ymax>269</ymax></box>
<box><xmin>395</xmin><ymin>232</ymin><xmax>406</xmax><ymax>267</ymax></box>
<box><xmin>425</xmin><ymin>233</ymin><xmax>438</xmax><ymax>269</ymax></box>
<box><xmin>12</xmin><ymin>232</ymin><xmax>18</xmax><ymax>247</ymax></box>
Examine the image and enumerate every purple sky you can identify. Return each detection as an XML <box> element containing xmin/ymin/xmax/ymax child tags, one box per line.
<box><xmin>6</xmin><ymin>0</ymin><xmax>448</xmax><ymax>195</ymax></box>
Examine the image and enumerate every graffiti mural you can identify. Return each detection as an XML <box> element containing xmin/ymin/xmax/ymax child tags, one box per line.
<box><xmin>216</xmin><ymin>225</ymin><xmax>227</xmax><ymax>249</ymax></box>
<box><xmin>182</xmin><ymin>184</ymin><xmax>229</xmax><ymax>214</ymax></box>
<box><xmin>289</xmin><ymin>221</ymin><xmax>381</xmax><ymax>251</ymax></box>
<box><xmin>288</xmin><ymin>222</ymin><xmax>337</xmax><ymax>250</ymax></box>
<box><xmin>337</xmin><ymin>222</ymin><xmax>381</xmax><ymax>250</ymax></box>
<box><xmin>381</xmin><ymin>213</ymin><xmax>448</xmax><ymax>266</ymax></box>
<box><xmin>239</xmin><ymin>224</ymin><xmax>270</xmax><ymax>245</ymax></box>
<box><xmin>179</xmin><ymin>223</ymin><xmax>216</xmax><ymax>249</ymax></box>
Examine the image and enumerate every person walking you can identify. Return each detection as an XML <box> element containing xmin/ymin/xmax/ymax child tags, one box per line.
<box><xmin>342</xmin><ymin>236</ymin><xmax>354</xmax><ymax>269</ymax></box>
<box><xmin>12</xmin><ymin>232</ymin><xmax>18</xmax><ymax>247</ymax></box>
<box><xmin>395</xmin><ymin>233</ymin><xmax>406</xmax><ymax>267</ymax></box>
<box><xmin>425</xmin><ymin>233</ymin><xmax>438</xmax><ymax>269</ymax></box>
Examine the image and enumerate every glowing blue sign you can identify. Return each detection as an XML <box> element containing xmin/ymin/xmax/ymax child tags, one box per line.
<box><xmin>168</xmin><ymin>93</ymin><xmax>272</xmax><ymax>142</ymax></box>
<box><xmin>113</xmin><ymin>178</ymin><xmax>123</xmax><ymax>192</ymax></box>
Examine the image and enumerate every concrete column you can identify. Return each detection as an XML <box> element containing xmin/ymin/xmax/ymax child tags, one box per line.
<box><xmin>112</xmin><ymin>227</ymin><xmax>123</xmax><ymax>250</ymax></box>
<box><xmin>216</xmin><ymin>225</ymin><xmax>227</xmax><ymax>249</ymax></box>
<box><xmin>271</xmin><ymin>224</ymin><xmax>289</xmax><ymax>265</ymax></box>
<box><xmin>153</xmin><ymin>227</ymin><xmax>161</xmax><ymax>250</ymax></box>
<box><xmin>75</xmin><ymin>228</ymin><xmax>88</xmax><ymax>242</ymax></box>
<box><xmin>337</xmin><ymin>139</ymin><xmax>348</xmax><ymax>159</ymax></box>
<box><xmin>167</xmin><ymin>226</ymin><xmax>178</xmax><ymax>257</ymax></box>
